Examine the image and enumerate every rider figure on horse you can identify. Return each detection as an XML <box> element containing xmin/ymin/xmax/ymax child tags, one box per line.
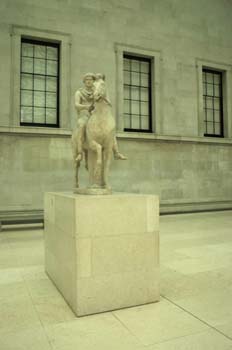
<box><xmin>74</xmin><ymin>72</ymin><xmax>126</xmax><ymax>163</ymax></box>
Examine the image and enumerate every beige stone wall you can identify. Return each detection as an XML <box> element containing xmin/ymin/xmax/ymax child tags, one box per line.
<box><xmin>0</xmin><ymin>0</ymin><xmax>232</xmax><ymax>212</ymax></box>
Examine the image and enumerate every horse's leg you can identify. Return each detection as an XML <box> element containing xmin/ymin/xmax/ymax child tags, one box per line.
<box><xmin>71</xmin><ymin>129</ymin><xmax>82</xmax><ymax>188</ymax></box>
<box><xmin>88</xmin><ymin>140</ymin><xmax>102</xmax><ymax>186</ymax></box>
<box><xmin>103</xmin><ymin>142</ymin><xmax>113</xmax><ymax>189</ymax></box>
<box><xmin>75</xmin><ymin>160</ymin><xmax>81</xmax><ymax>188</ymax></box>
<box><xmin>84</xmin><ymin>150</ymin><xmax>88</xmax><ymax>171</ymax></box>
<box><xmin>88</xmin><ymin>140</ymin><xmax>102</xmax><ymax>165</ymax></box>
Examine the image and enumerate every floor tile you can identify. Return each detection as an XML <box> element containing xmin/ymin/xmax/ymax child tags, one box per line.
<box><xmin>170</xmin><ymin>287</ymin><xmax>232</xmax><ymax>326</ymax></box>
<box><xmin>45</xmin><ymin>313</ymin><xmax>144</xmax><ymax>350</ymax></box>
<box><xmin>33</xmin><ymin>295</ymin><xmax>76</xmax><ymax>325</ymax></box>
<box><xmin>216</xmin><ymin>321</ymin><xmax>232</xmax><ymax>339</ymax></box>
<box><xmin>148</xmin><ymin>329</ymin><xmax>232</xmax><ymax>350</ymax></box>
<box><xmin>113</xmin><ymin>298</ymin><xmax>209</xmax><ymax>346</ymax></box>
<box><xmin>0</xmin><ymin>326</ymin><xmax>52</xmax><ymax>350</ymax></box>
<box><xmin>25</xmin><ymin>277</ymin><xmax>61</xmax><ymax>299</ymax></box>
<box><xmin>0</xmin><ymin>295</ymin><xmax>41</xmax><ymax>335</ymax></box>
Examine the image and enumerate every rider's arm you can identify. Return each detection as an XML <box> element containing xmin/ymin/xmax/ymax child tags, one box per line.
<box><xmin>74</xmin><ymin>91</ymin><xmax>89</xmax><ymax>113</ymax></box>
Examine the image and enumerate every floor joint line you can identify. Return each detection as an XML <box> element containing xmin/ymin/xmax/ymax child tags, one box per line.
<box><xmin>161</xmin><ymin>294</ymin><xmax>232</xmax><ymax>342</ymax></box>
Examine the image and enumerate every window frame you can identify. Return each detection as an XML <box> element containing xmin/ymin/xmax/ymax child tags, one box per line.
<box><xmin>123</xmin><ymin>54</ymin><xmax>152</xmax><ymax>133</ymax></box>
<box><xmin>115</xmin><ymin>43</ymin><xmax>161</xmax><ymax>135</ymax></box>
<box><xmin>20</xmin><ymin>37</ymin><xmax>60</xmax><ymax>128</ymax></box>
<box><xmin>10</xmin><ymin>25</ymin><xmax>71</xmax><ymax>131</ymax></box>
<box><xmin>196</xmin><ymin>58</ymin><xmax>232</xmax><ymax>139</ymax></box>
<box><xmin>203</xmin><ymin>68</ymin><xmax>224</xmax><ymax>138</ymax></box>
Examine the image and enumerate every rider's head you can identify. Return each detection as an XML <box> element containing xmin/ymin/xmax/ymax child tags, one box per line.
<box><xmin>95</xmin><ymin>73</ymin><xmax>105</xmax><ymax>81</ymax></box>
<box><xmin>83</xmin><ymin>73</ymin><xmax>95</xmax><ymax>88</ymax></box>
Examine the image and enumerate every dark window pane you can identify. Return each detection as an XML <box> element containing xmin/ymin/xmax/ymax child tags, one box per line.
<box><xmin>34</xmin><ymin>59</ymin><xmax>46</xmax><ymax>74</ymax></box>
<box><xmin>34</xmin><ymin>75</ymin><xmax>45</xmax><ymax>90</ymax></box>
<box><xmin>206</xmin><ymin>72</ymin><xmax>213</xmax><ymax>83</ymax></box>
<box><xmin>131</xmin><ymin>60</ymin><xmax>139</xmax><ymax>72</ymax></box>
<box><xmin>46</xmin><ymin>77</ymin><xmax>57</xmax><ymax>92</ymax></box>
<box><xmin>124</xmin><ymin>100</ymin><xmax>130</xmax><ymax>113</ymax></box>
<box><xmin>206</xmin><ymin>122</ymin><xmax>214</xmax><ymax>134</ymax></box>
<box><xmin>21</xmin><ymin>74</ymin><xmax>33</xmax><ymax>89</ymax></box>
<box><xmin>34</xmin><ymin>91</ymin><xmax>45</xmax><ymax>107</ymax></box>
<box><xmin>35</xmin><ymin>45</ymin><xmax>46</xmax><ymax>58</ymax></box>
<box><xmin>21</xmin><ymin>107</ymin><xmax>32</xmax><ymax>122</ymax></box>
<box><xmin>123</xmin><ymin>58</ymin><xmax>130</xmax><ymax>71</ymax></box>
<box><xmin>141</xmin><ymin>88</ymin><xmax>149</xmax><ymax>101</ymax></box>
<box><xmin>124</xmin><ymin>114</ymin><xmax>131</xmax><ymax>129</ymax></box>
<box><xmin>207</xmin><ymin>84</ymin><xmax>213</xmax><ymax>96</ymax></box>
<box><xmin>203</xmin><ymin>69</ymin><xmax>223</xmax><ymax>137</ymax></box>
<box><xmin>203</xmin><ymin>83</ymin><xmax>207</xmax><ymax>95</ymax></box>
<box><xmin>46</xmin><ymin>92</ymin><xmax>56</xmax><ymax>108</ymax></box>
<box><xmin>47</xmin><ymin>60</ymin><xmax>57</xmax><ymax>76</ymax></box>
<box><xmin>214</xmin><ymin>74</ymin><xmax>220</xmax><ymax>84</ymax></box>
<box><xmin>141</xmin><ymin>117</ymin><xmax>149</xmax><ymax>129</ymax></box>
<box><xmin>206</xmin><ymin>97</ymin><xmax>213</xmax><ymax>109</ymax></box>
<box><xmin>22</xmin><ymin>57</ymin><xmax>33</xmax><ymax>73</ymax></box>
<box><xmin>202</xmin><ymin>71</ymin><xmax>206</xmax><ymax>83</ymax></box>
<box><xmin>20</xmin><ymin>39</ymin><xmax>59</xmax><ymax>127</ymax></box>
<box><xmin>214</xmin><ymin>85</ymin><xmax>220</xmax><ymax>97</ymax></box>
<box><xmin>124</xmin><ymin>70</ymin><xmax>130</xmax><ymax>84</ymax></box>
<box><xmin>123</xmin><ymin>54</ymin><xmax>151</xmax><ymax>132</ymax></box>
<box><xmin>131</xmin><ymin>101</ymin><xmax>140</xmax><ymax>114</ymax></box>
<box><xmin>21</xmin><ymin>43</ymin><xmax>33</xmax><ymax>57</ymax></box>
<box><xmin>206</xmin><ymin>109</ymin><xmax>214</xmax><ymax>122</ymax></box>
<box><xmin>131</xmin><ymin>86</ymin><xmax>139</xmax><ymax>100</ymax></box>
<box><xmin>124</xmin><ymin>85</ymin><xmax>130</xmax><ymax>99</ymax></box>
<box><xmin>141</xmin><ymin>73</ymin><xmax>149</xmax><ymax>87</ymax></box>
<box><xmin>21</xmin><ymin>90</ymin><xmax>33</xmax><ymax>105</ymax></box>
<box><xmin>141</xmin><ymin>102</ymin><xmax>149</xmax><ymax>115</ymax></box>
<box><xmin>131</xmin><ymin>72</ymin><xmax>140</xmax><ymax>85</ymax></box>
<box><xmin>214</xmin><ymin>110</ymin><xmax>220</xmax><ymax>122</ymax></box>
<box><xmin>47</xmin><ymin>46</ymin><xmax>58</xmax><ymax>60</ymax></box>
<box><xmin>34</xmin><ymin>107</ymin><xmax>45</xmax><ymax>123</ymax></box>
<box><xmin>215</xmin><ymin>123</ymin><xmax>221</xmax><ymax>135</ymax></box>
<box><xmin>131</xmin><ymin>115</ymin><xmax>140</xmax><ymax>129</ymax></box>
<box><xmin>46</xmin><ymin>108</ymin><xmax>57</xmax><ymax>124</ymax></box>
<box><xmin>141</xmin><ymin>62</ymin><xmax>149</xmax><ymax>73</ymax></box>
<box><xmin>214</xmin><ymin>98</ymin><xmax>220</xmax><ymax>110</ymax></box>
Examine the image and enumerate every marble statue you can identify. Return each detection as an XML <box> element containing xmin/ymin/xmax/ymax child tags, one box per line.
<box><xmin>72</xmin><ymin>73</ymin><xmax>126</xmax><ymax>194</ymax></box>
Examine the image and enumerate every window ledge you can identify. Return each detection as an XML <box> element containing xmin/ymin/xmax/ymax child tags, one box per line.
<box><xmin>116</xmin><ymin>131</ymin><xmax>232</xmax><ymax>145</ymax></box>
<box><xmin>0</xmin><ymin>126</ymin><xmax>72</xmax><ymax>137</ymax></box>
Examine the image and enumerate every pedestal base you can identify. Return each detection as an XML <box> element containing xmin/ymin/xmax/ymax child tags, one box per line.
<box><xmin>44</xmin><ymin>192</ymin><xmax>160</xmax><ymax>316</ymax></box>
<box><xmin>74</xmin><ymin>187</ymin><xmax>112</xmax><ymax>195</ymax></box>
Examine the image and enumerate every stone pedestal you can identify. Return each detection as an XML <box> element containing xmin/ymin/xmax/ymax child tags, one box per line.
<box><xmin>44</xmin><ymin>192</ymin><xmax>160</xmax><ymax>317</ymax></box>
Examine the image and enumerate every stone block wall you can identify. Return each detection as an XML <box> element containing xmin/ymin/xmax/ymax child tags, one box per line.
<box><xmin>0</xmin><ymin>0</ymin><xmax>232</xmax><ymax>212</ymax></box>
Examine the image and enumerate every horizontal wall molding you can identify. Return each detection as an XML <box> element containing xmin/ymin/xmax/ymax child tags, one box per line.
<box><xmin>117</xmin><ymin>132</ymin><xmax>232</xmax><ymax>146</ymax></box>
<box><xmin>0</xmin><ymin>126</ymin><xmax>71</xmax><ymax>137</ymax></box>
<box><xmin>1</xmin><ymin>201</ymin><xmax>232</xmax><ymax>228</ymax></box>
<box><xmin>160</xmin><ymin>200</ymin><xmax>232</xmax><ymax>215</ymax></box>
<box><xmin>1</xmin><ymin>126</ymin><xmax>232</xmax><ymax>145</ymax></box>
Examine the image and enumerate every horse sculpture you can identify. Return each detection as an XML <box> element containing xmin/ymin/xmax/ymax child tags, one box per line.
<box><xmin>71</xmin><ymin>77</ymin><xmax>116</xmax><ymax>194</ymax></box>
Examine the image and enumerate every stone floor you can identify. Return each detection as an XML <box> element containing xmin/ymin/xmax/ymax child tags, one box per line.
<box><xmin>0</xmin><ymin>210</ymin><xmax>232</xmax><ymax>349</ymax></box>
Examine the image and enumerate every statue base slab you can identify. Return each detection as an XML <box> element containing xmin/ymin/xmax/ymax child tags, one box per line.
<box><xmin>74</xmin><ymin>187</ymin><xmax>112</xmax><ymax>195</ymax></box>
<box><xmin>44</xmin><ymin>192</ymin><xmax>160</xmax><ymax>317</ymax></box>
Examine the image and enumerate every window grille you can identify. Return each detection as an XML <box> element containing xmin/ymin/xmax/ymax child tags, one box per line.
<box><xmin>20</xmin><ymin>38</ymin><xmax>59</xmax><ymax>127</ymax></box>
<box><xmin>203</xmin><ymin>69</ymin><xmax>223</xmax><ymax>137</ymax></box>
<box><xmin>123</xmin><ymin>54</ymin><xmax>152</xmax><ymax>132</ymax></box>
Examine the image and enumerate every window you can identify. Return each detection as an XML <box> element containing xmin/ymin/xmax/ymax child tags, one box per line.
<box><xmin>20</xmin><ymin>38</ymin><xmax>59</xmax><ymax>127</ymax></box>
<box><xmin>123</xmin><ymin>55</ymin><xmax>152</xmax><ymax>132</ymax></box>
<box><xmin>203</xmin><ymin>69</ymin><xmax>223</xmax><ymax>137</ymax></box>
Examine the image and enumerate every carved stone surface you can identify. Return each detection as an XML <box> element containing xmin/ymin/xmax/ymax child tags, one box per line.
<box><xmin>71</xmin><ymin>73</ymin><xmax>126</xmax><ymax>193</ymax></box>
<box><xmin>74</xmin><ymin>187</ymin><xmax>112</xmax><ymax>195</ymax></box>
<box><xmin>44</xmin><ymin>192</ymin><xmax>160</xmax><ymax>316</ymax></box>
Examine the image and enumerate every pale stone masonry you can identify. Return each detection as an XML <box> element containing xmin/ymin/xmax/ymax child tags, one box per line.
<box><xmin>0</xmin><ymin>0</ymin><xmax>232</xmax><ymax>213</ymax></box>
<box><xmin>44</xmin><ymin>192</ymin><xmax>160</xmax><ymax>316</ymax></box>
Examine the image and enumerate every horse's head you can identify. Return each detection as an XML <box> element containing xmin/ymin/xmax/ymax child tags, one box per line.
<box><xmin>93</xmin><ymin>73</ymin><xmax>107</xmax><ymax>102</ymax></box>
